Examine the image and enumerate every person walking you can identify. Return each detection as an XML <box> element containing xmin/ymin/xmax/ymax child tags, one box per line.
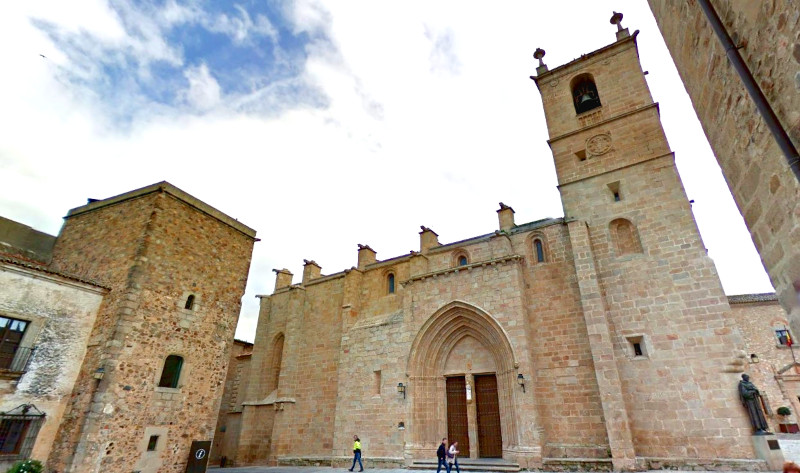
<box><xmin>349</xmin><ymin>435</ymin><xmax>363</xmax><ymax>472</ymax></box>
<box><xmin>448</xmin><ymin>440</ymin><xmax>460</xmax><ymax>473</ymax></box>
<box><xmin>436</xmin><ymin>438</ymin><xmax>450</xmax><ymax>473</ymax></box>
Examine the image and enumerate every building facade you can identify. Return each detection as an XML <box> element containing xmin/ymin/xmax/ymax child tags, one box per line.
<box><xmin>0</xmin><ymin>182</ymin><xmax>257</xmax><ymax>473</ymax></box>
<box><xmin>647</xmin><ymin>0</ymin><xmax>800</xmax><ymax>337</ymax></box>
<box><xmin>223</xmin><ymin>29</ymin><xmax>782</xmax><ymax>471</ymax></box>
<box><xmin>0</xmin><ymin>255</ymin><xmax>106</xmax><ymax>471</ymax></box>
<box><xmin>210</xmin><ymin>339</ymin><xmax>253</xmax><ymax>467</ymax></box>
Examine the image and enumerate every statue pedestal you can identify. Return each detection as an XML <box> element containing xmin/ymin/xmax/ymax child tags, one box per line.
<box><xmin>751</xmin><ymin>434</ymin><xmax>785</xmax><ymax>470</ymax></box>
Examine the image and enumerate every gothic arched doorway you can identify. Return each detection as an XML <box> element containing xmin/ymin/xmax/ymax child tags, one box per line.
<box><xmin>406</xmin><ymin>301</ymin><xmax>519</xmax><ymax>460</ymax></box>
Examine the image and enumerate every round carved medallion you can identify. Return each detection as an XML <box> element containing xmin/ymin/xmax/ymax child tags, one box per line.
<box><xmin>586</xmin><ymin>134</ymin><xmax>612</xmax><ymax>156</ymax></box>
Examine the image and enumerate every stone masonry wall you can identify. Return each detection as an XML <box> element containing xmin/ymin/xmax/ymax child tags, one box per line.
<box><xmin>47</xmin><ymin>192</ymin><xmax>158</xmax><ymax>472</ymax></box>
<box><xmin>0</xmin><ymin>263</ymin><xmax>105</xmax><ymax>471</ymax></box>
<box><xmin>47</xmin><ymin>187</ymin><xmax>255</xmax><ymax>473</ymax></box>
<box><xmin>210</xmin><ymin>340</ymin><xmax>252</xmax><ymax>466</ymax></box>
<box><xmin>647</xmin><ymin>0</ymin><xmax>800</xmax><ymax>333</ymax></box>
<box><xmin>536</xmin><ymin>32</ymin><xmax>756</xmax><ymax>462</ymax></box>
<box><xmin>728</xmin><ymin>298</ymin><xmax>797</xmax><ymax>431</ymax></box>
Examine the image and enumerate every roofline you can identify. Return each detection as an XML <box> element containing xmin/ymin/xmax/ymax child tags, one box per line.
<box><xmin>65</xmin><ymin>181</ymin><xmax>257</xmax><ymax>239</ymax></box>
<box><xmin>258</xmin><ymin>217</ymin><xmax>564</xmax><ymax>297</ymax></box>
<box><xmin>1</xmin><ymin>256</ymin><xmax>110</xmax><ymax>293</ymax></box>
<box><xmin>727</xmin><ymin>293</ymin><xmax>779</xmax><ymax>304</ymax></box>
<box><xmin>532</xmin><ymin>30</ymin><xmax>639</xmax><ymax>85</ymax></box>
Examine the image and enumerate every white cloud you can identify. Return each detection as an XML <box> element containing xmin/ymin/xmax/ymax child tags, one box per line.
<box><xmin>0</xmin><ymin>1</ymin><xmax>775</xmax><ymax>343</ymax></box>
<box><xmin>182</xmin><ymin>63</ymin><xmax>222</xmax><ymax>110</ymax></box>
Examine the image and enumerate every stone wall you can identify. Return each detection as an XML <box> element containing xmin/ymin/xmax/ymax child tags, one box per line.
<box><xmin>0</xmin><ymin>261</ymin><xmax>105</xmax><ymax>471</ymax></box>
<box><xmin>209</xmin><ymin>339</ymin><xmax>252</xmax><ymax>467</ymax></box>
<box><xmin>46</xmin><ymin>183</ymin><xmax>256</xmax><ymax>473</ymax></box>
<box><xmin>728</xmin><ymin>295</ymin><xmax>797</xmax><ymax>431</ymax></box>
<box><xmin>647</xmin><ymin>0</ymin><xmax>800</xmax><ymax>334</ymax></box>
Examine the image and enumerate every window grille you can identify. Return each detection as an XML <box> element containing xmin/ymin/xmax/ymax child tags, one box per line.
<box><xmin>0</xmin><ymin>404</ymin><xmax>45</xmax><ymax>462</ymax></box>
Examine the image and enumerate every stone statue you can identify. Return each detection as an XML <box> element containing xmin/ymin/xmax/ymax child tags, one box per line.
<box><xmin>738</xmin><ymin>374</ymin><xmax>770</xmax><ymax>434</ymax></box>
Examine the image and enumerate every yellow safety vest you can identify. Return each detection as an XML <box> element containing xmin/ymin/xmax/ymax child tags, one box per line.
<box><xmin>353</xmin><ymin>440</ymin><xmax>361</xmax><ymax>451</ymax></box>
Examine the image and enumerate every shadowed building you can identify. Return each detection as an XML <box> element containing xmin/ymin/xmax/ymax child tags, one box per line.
<box><xmin>647</xmin><ymin>0</ymin><xmax>800</xmax><ymax>340</ymax></box>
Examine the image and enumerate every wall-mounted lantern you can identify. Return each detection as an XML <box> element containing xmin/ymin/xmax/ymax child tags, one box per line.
<box><xmin>517</xmin><ymin>374</ymin><xmax>526</xmax><ymax>393</ymax></box>
<box><xmin>93</xmin><ymin>366</ymin><xmax>105</xmax><ymax>380</ymax></box>
<box><xmin>397</xmin><ymin>382</ymin><xmax>406</xmax><ymax>399</ymax></box>
<box><xmin>750</xmin><ymin>353</ymin><xmax>760</xmax><ymax>364</ymax></box>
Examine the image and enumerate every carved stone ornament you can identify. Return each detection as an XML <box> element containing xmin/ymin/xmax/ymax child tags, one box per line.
<box><xmin>586</xmin><ymin>133</ymin><xmax>612</xmax><ymax>157</ymax></box>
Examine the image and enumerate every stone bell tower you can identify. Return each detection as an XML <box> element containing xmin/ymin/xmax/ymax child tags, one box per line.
<box><xmin>530</xmin><ymin>13</ymin><xmax>757</xmax><ymax>469</ymax></box>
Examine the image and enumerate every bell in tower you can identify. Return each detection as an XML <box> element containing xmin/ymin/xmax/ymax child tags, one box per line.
<box><xmin>572</xmin><ymin>77</ymin><xmax>601</xmax><ymax>114</ymax></box>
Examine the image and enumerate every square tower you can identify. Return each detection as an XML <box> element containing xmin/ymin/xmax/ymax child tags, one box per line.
<box><xmin>532</xmin><ymin>25</ymin><xmax>759</xmax><ymax>465</ymax></box>
<box><xmin>45</xmin><ymin>182</ymin><xmax>257</xmax><ymax>473</ymax></box>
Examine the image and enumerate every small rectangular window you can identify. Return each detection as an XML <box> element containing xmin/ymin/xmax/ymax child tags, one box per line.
<box><xmin>147</xmin><ymin>435</ymin><xmax>159</xmax><ymax>452</ymax></box>
<box><xmin>626</xmin><ymin>336</ymin><xmax>648</xmax><ymax>358</ymax></box>
<box><xmin>374</xmin><ymin>370</ymin><xmax>381</xmax><ymax>395</ymax></box>
<box><xmin>607</xmin><ymin>181</ymin><xmax>621</xmax><ymax>202</ymax></box>
<box><xmin>575</xmin><ymin>149</ymin><xmax>587</xmax><ymax>161</ymax></box>
<box><xmin>776</xmin><ymin>329</ymin><xmax>793</xmax><ymax>346</ymax></box>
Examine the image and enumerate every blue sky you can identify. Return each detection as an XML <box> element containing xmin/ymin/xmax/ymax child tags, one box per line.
<box><xmin>0</xmin><ymin>2</ymin><xmax>775</xmax><ymax>341</ymax></box>
<box><xmin>30</xmin><ymin>1</ymin><xmax>324</xmax><ymax>122</ymax></box>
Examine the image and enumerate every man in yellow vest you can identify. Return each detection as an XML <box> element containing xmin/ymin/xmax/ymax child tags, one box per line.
<box><xmin>349</xmin><ymin>435</ymin><xmax>363</xmax><ymax>472</ymax></box>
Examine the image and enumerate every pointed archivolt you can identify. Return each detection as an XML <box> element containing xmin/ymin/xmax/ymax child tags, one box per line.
<box><xmin>405</xmin><ymin>300</ymin><xmax>519</xmax><ymax>458</ymax></box>
<box><xmin>407</xmin><ymin>301</ymin><xmax>518</xmax><ymax>376</ymax></box>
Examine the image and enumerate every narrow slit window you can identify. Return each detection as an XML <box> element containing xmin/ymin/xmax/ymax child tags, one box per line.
<box><xmin>534</xmin><ymin>239</ymin><xmax>545</xmax><ymax>263</ymax></box>
<box><xmin>607</xmin><ymin>181</ymin><xmax>621</xmax><ymax>202</ymax></box>
<box><xmin>158</xmin><ymin>355</ymin><xmax>183</xmax><ymax>388</ymax></box>
<box><xmin>374</xmin><ymin>370</ymin><xmax>381</xmax><ymax>395</ymax></box>
<box><xmin>627</xmin><ymin>336</ymin><xmax>648</xmax><ymax>358</ymax></box>
<box><xmin>184</xmin><ymin>294</ymin><xmax>195</xmax><ymax>310</ymax></box>
<box><xmin>387</xmin><ymin>274</ymin><xmax>395</xmax><ymax>294</ymax></box>
<box><xmin>147</xmin><ymin>435</ymin><xmax>159</xmax><ymax>452</ymax></box>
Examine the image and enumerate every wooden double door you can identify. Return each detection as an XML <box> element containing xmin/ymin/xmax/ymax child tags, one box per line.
<box><xmin>446</xmin><ymin>374</ymin><xmax>502</xmax><ymax>458</ymax></box>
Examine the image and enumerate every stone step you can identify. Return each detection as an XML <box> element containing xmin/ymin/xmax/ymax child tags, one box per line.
<box><xmin>409</xmin><ymin>459</ymin><xmax>520</xmax><ymax>472</ymax></box>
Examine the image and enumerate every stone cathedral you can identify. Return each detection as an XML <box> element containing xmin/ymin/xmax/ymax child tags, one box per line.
<box><xmin>215</xmin><ymin>25</ymin><xmax>780</xmax><ymax>471</ymax></box>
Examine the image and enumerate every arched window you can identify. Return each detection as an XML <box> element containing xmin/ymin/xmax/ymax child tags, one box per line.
<box><xmin>571</xmin><ymin>74</ymin><xmax>601</xmax><ymax>114</ymax></box>
<box><xmin>158</xmin><ymin>355</ymin><xmax>183</xmax><ymax>388</ymax></box>
<box><xmin>458</xmin><ymin>256</ymin><xmax>468</xmax><ymax>266</ymax></box>
<box><xmin>533</xmin><ymin>239</ymin><xmax>545</xmax><ymax>263</ymax></box>
<box><xmin>270</xmin><ymin>333</ymin><xmax>285</xmax><ymax>392</ymax></box>
<box><xmin>184</xmin><ymin>294</ymin><xmax>195</xmax><ymax>310</ymax></box>
<box><xmin>387</xmin><ymin>273</ymin><xmax>395</xmax><ymax>294</ymax></box>
<box><xmin>610</xmin><ymin>218</ymin><xmax>643</xmax><ymax>256</ymax></box>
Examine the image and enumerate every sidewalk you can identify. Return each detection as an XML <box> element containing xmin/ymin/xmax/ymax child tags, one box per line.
<box><xmin>208</xmin><ymin>468</ymin><xmax>772</xmax><ymax>473</ymax></box>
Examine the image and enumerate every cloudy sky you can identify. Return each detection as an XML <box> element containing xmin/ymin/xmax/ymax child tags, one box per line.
<box><xmin>1</xmin><ymin>1</ymin><xmax>774</xmax><ymax>341</ymax></box>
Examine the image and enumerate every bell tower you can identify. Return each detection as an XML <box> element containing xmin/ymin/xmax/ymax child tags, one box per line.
<box><xmin>531</xmin><ymin>17</ymin><xmax>672</xmax><ymax>219</ymax></box>
<box><xmin>530</xmin><ymin>13</ymin><xmax>756</xmax><ymax>469</ymax></box>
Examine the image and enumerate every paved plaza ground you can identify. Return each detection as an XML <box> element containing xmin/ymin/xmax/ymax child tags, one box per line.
<box><xmin>208</xmin><ymin>468</ymin><xmax>768</xmax><ymax>473</ymax></box>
